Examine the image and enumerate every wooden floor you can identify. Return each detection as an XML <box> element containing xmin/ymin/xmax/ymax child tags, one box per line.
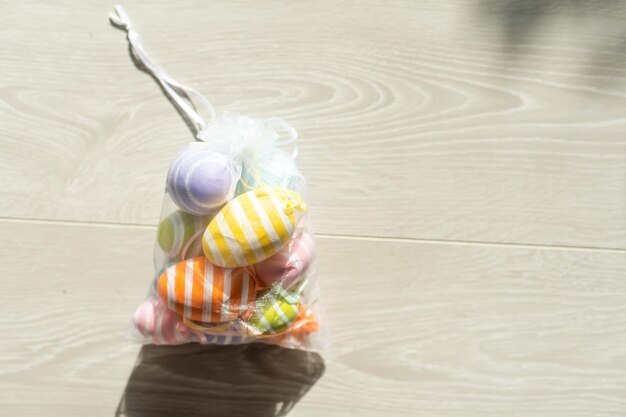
<box><xmin>2</xmin><ymin>1</ymin><xmax>626</xmax><ymax>416</ymax></box>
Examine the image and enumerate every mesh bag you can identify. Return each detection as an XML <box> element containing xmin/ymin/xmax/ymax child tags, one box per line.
<box><xmin>110</xmin><ymin>6</ymin><xmax>326</xmax><ymax>351</ymax></box>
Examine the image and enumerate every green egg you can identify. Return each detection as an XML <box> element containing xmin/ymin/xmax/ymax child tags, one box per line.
<box><xmin>248</xmin><ymin>290</ymin><xmax>299</xmax><ymax>334</ymax></box>
<box><xmin>157</xmin><ymin>210</ymin><xmax>211</xmax><ymax>260</ymax></box>
<box><xmin>157</xmin><ymin>217</ymin><xmax>175</xmax><ymax>253</ymax></box>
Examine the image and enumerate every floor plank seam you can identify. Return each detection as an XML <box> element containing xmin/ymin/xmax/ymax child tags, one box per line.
<box><xmin>1</xmin><ymin>216</ymin><xmax>624</xmax><ymax>254</ymax></box>
<box><xmin>317</xmin><ymin>233</ymin><xmax>626</xmax><ymax>254</ymax></box>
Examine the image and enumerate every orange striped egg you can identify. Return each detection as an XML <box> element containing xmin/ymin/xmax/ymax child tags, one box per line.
<box><xmin>157</xmin><ymin>257</ymin><xmax>257</xmax><ymax>322</ymax></box>
<box><xmin>202</xmin><ymin>188</ymin><xmax>307</xmax><ymax>268</ymax></box>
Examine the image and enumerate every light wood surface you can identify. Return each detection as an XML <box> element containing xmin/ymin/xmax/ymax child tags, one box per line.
<box><xmin>2</xmin><ymin>0</ymin><xmax>626</xmax><ymax>248</ymax></box>
<box><xmin>2</xmin><ymin>221</ymin><xmax>625</xmax><ymax>416</ymax></box>
<box><xmin>1</xmin><ymin>1</ymin><xmax>626</xmax><ymax>416</ymax></box>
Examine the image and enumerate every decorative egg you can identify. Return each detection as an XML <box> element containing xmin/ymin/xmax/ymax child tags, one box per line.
<box><xmin>156</xmin><ymin>210</ymin><xmax>212</xmax><ymax>262</ymax></box>
<box><xmin>202</xmin><ymin>188</ymin><xmax>307</xmax><ymax>268</ymax></box>
<box><xmin>184</xmin><ymin>320</ymin><xmax>248</xmax><ymax>345</ymax></box>
<box><xmin>254</xmin><ymin>229</ymin><xmax>315</xmax><ymax>288</ymax></box>
<box><xmin>246</xmin><ymin>289</ymin><xmax>300</xmax><ymax>335</ymax></box>
<box><xmin>166</xmin><ymin>143</ymin><xmax>240</xmax><ymax>215</ymax></box>
<box><xmin>236</xmin><ymin>148</ymin><xmax>303</xmax><ymax>194</ymax></box>
<box><xmin>133</xmin><ymin>298</ymin><xmax>191</xmax><ymax>345</ymax></box>
<box><xmin>198</xmin><ymin>334</ymin><xmax>247</xmax><ymax>345</ymax></box>
<box><xmin>157</xmin><ymin>256</ymin><xmax>256</xmax><ymax>322</ymax></box>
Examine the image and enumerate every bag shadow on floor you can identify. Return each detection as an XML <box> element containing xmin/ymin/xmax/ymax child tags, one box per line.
<box><xmin>116</xmin><ymin>342</ymin><xmax>325</xmax><ymax>417</ymax></box>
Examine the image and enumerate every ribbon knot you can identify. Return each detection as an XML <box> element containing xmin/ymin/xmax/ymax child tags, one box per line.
<box><xmin>109</xmin><ymin>5</ymin><xmax>132</xmax><ymax>30</ymax></box>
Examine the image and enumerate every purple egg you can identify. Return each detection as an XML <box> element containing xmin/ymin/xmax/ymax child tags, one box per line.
<box><xmin>166</xmin><ymin>144</ymin><xmax>239</xmax><ymax>215</ymax></box>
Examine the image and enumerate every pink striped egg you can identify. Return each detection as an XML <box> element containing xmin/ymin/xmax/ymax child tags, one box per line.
<box><xmin>133</xmin><ymin>298</ymin><xmax>192</xmax><ymax>345</ymax></box>
<box><xmin>254</xmin><ymin>229</ymin><xmax>315</xmax><ymax>288</ymax></box>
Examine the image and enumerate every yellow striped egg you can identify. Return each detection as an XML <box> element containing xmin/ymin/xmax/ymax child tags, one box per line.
<box><xmin>202</xmin><ymin>188</ymin><xmax>307</xmax><ymax>268</ymax></box>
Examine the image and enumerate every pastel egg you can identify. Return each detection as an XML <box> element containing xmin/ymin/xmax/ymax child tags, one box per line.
<box><xmin>198</xmin><ymin>334</ymin><xmax>247</xmax><ymax>345</ymax></box>
<box><xmin>236</xmin><ymin>149</ymin><xmax>302</xmax><ymax>194</ymax></box>
<box><xmin>157</xmin><ymin>256</ymin><xmax>256</xmax><ymax>322</ymax></box>
<box><xmin>183</xmin><ymin>320</ymin><xmax>248</xmax><ymax>345</ymax></box>
<box><xmin>133</xmin><ymin>298</ymin><xmax>191</xmax><ymax>345</ymax></box>
<box><xmin>202</xmin><ymin>188</ymin><xmax>307</xmax><ymax>268</ymax></box>
<box><xmin>166</xmin><ymin>143</ymin><xmax>240</xmax><ymax>215</ymax></box>
<box><xmin>246</xmin><ymin>290</ymin><xmax>300</xmax><ymax>335</ymax></box>
<box><xmin>254</xmin><ymin>229</ymin><xmax>315</xmax><ymax>288</ymax></box>
<box><xmin>157</xmin><ymin>210</ymin><xmax>212</xmax><ymax>262</ymax></box>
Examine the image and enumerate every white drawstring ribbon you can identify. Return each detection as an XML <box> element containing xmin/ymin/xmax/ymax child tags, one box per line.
<box><xmin>110</xmin><ymin>5</ymin><xmax>298</xmax><ymax>158</ymax></box>
<box><xmin>109</xmin><ymin>5</ymin><xmax>215</xmax><ymax>133</ymax></box>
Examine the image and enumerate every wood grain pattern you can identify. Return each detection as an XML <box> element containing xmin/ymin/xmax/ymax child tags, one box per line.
<box><xmin>2</xmin><ymin>2</ymin><xmax>626</xmax><ymax>416</ymax></box>
<box><xmin>1</xmin><ymin>221</ymin><xmax>625</xmax><ymax>416</ymax></box>
<box><xmin>1</xmin><ymin>1</ymin><xmax>625</xmax><ymax>248</ymax></box>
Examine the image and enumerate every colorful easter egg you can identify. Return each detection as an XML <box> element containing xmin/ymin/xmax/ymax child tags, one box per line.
<box><xmin>236</xmin><ymin>149</ymin><xmax>303</xmax><ymax>194</ymax></box>
<box><xmin>254</xmin><ymin>229</ymin><xmax>315</xmax><ymax>288</ymax></box>
<box><xmin>184</xmin><ymin>320</ymin><xmax>248</xmax><ymax>345</ymax></box>
<box><xmin>202</xmin><ymin>188</ymin><xmax>307</xmax><ymax>268</ymax></box>
<box><xmin>157</xmin><ymin>210</ymin><xmax>212</xmax><ymax>261</ymax></box>
<box><xmin>198</xmin><ymin>334</ymin><xmax>247</xmax><ymax>345</ymax></box>
<box><xmin>133</xmin><ymin>298</ymin><xmax>191</xmax><ymax>345</ymax></box>
<box><xmin>246</xmin><ymin>289</ymin><xmax>300</xmax><ymax>334</ymax></box>
<box><xmin>166</xmin><ymin>143</ymin><xmax>240</xmax><ymax>215</ymax></box>
<box><xmin>157</xmin><ymin>257</ymin><xmax>256</xmax><ymax>322</ymax></box>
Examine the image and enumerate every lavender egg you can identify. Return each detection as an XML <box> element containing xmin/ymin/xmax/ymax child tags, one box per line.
<box><xmin>166</xmin><ymin>143</ymin><xmax>240</xmax><ymax>215</ymax></box>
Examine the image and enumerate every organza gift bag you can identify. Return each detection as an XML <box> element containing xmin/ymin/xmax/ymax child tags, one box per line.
<box><xmin>110</xmin><ymin>6</ymin><xmax>326</xmax><ymax>351</ymax></box>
